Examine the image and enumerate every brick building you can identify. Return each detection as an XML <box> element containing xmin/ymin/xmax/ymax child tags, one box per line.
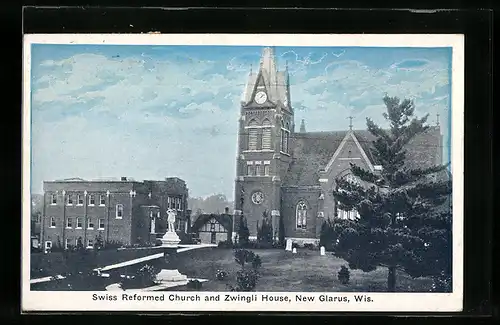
<box><xmin>233</xmin><ymin>47</ymin><xmax>447</xmax><ymax>245</ymax></box>
<box><xmin>41</xmin><ymin>177</ymin><xmax>190</xmax><ymax>251</ymax></box>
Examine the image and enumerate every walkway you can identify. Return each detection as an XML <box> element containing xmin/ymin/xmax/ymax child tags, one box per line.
<box><xmin>95</xmin><ymin>243</ymin><xmax>217</xmax><ymax>272</ymax></box>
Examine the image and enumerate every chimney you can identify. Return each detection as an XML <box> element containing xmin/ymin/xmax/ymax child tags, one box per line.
<box><xmin>224</xmin><ymin>207</ymin><xmax>229</xmax><ymax>215</ymax></box>
<box><xmin>121</xmin><ymin>177</ymin><xmax>127</xmax><ymax>181</ymax></box>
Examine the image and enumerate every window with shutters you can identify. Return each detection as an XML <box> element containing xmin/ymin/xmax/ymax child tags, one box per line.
<box><xmin>261</xmin><ymin>119</ymin><xmax>272</xmax><ymax>150</ymax></box>
<box><xmin>248</xmin><ymin>119</ymin><xmax>258</xmax><ymax>150</ymax></box>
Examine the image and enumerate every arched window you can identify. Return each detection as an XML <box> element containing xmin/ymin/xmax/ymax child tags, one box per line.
<box><xmin>285</xmin><ymin>123</ymin><xmax>290</xmax><ymax>153</ymax></box>
<box><xmin>280</xmin><ymin>120</ymin><xmax>290</xmax><ymax>153</ymax></box>
<box><xmin>280</xmin><ymin>120</ymin><xmax>285</xmax><ymax>152</ymax></box>
<box><xmin>336</xmin><ymin>174</ymin><xmax>361</xmax><ymax>220</ymax></box>
<box><xmin>296</xmin><ymin>201</ymin><xmax>307</xmax><ymax>229</ymax></box>
<box><xmin>261</xmin><ymin>119</ymin><xmax>272</xmax><ymax>150</ymax></box>
<box><xmin>248</xmin><ymin>119</ymin><xmax>258</xmax><ymax>150</ymax></box>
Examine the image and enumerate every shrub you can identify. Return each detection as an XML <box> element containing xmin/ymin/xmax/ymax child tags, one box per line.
<box><xmin>216</xmin><ymin>269</ymin><xmax>229</xmax><ymax>281</ymax></box>
<box><xmin>217</xmin><ymin>240</ymin><xmax>233</xmax><ymax>248</ymax></box>
<box><xmin>338</xmin><ymin>265</ymin><xmax>350</xmax><ymax>285</ymax></box>
<box><xmin>234</xmin><ymin>249</ymin><xmax>258</xmax><ymax>268</ymax></box>
<box><xmin>120</xmin><ymin>263</ymin><xmax>159</xmax><ymax>289</ymax></box>
<box><xmin>251</xmin><ymin>255</ymin><xmax>262</xmax><ymax>269</ymax></box>
<box><xmin>187</xmin><ymin>279</ymin><xmax>203</xmax><ymax>290</ymax></box>
<box><xmin>431</xmin><ymin>272</ymin><xmax>452</xmax><ymax>292</ymax></box>
<box><xmin>104</xmin><ymin>240</ymin><xmax>124</xmax><ymax>249</ymax></box>
<box><xmin>235</xmin><ymin>269</ymin><xmax>259</xmax><ymax>291</ymax></box>
<box><xmin>303</xmin><ymin>243</ymin><xmax>316</xmax><ymax>250</ymax></box>
<box><xmin>230</xmin><ymin>249</ymin><xmax>262</xmax><ymax>291</ymax></box>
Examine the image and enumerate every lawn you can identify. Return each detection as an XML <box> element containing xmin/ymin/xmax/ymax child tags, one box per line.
<box><xmin>175</xmin><ymin>248</ymin><xmax>433</xmax><ymax>292</ymax></box>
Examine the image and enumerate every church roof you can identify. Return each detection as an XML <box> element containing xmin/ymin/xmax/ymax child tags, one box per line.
<box><xmin>282</xmin><ymin>126</ymin><xmax>442</xmax><ymax>187</ymax></box>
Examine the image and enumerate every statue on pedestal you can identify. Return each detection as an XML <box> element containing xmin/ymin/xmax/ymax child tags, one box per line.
<box><xmin>157</xmin><ymin>208</ymin><xmax>187</xmax><ymax>284</ymax></box>
<box><xmin>167</xmin><ymin>208</ymin><xmax>176</xmax><ymax>233</ymax></box>
<box><xmin>161</xmin><ymin>208</ymin><xmax>181</xmax><ymax>247</ymax></box>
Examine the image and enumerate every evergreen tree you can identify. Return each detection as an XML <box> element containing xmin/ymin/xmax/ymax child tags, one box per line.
<box><xmin>257</xmin><ymin>211</ymin><xmax>273</xmax><ymax>245</ymax></box>
<box><xmin>319</xmin><ymin>219</ymin><xmax>337</xmax><ymax>251</ymax></box>
<box><xmin>238</xmin><ymin>216</ymin><xmax>250</xmax><ymax>246</ymax></box>
<box><xmin>332</xmin><ymin>95</ymin><xmax>452</xmax><ymax>292</ymax></box>
<box><xmin>278</xmin><ymin>216</ymin><xmax>285</xmax><ymax>246</ymax></box>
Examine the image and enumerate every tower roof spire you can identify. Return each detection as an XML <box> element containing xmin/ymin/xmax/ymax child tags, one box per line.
<box><xmin>300</xmin><ymin>119</ymin><xmax>306</xmax><ymax>133</ymax></box>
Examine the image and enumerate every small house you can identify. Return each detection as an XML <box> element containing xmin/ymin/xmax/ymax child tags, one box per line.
<box><xmin>191</xmin><ymin>209</ymin><xmax>233</xmax><ymax>245</ymax></box>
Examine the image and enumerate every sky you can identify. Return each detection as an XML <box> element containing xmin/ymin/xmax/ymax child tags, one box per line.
<box><xmin>29</xmin><ymin>44</ymin><xmax>452</xmax><ymax>198</ymax></box>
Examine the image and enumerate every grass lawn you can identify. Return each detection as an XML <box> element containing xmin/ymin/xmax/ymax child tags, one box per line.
<box><xmin>175</xmin><ymin>248</ymin><xmax>433</xmax><ymax>292</ymax></box>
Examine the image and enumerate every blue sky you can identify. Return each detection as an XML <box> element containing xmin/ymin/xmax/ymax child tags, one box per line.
<box><xmin>30</xmin><ymin>44</ymin><xmax>452</xmax><ymax>198</ymax></box>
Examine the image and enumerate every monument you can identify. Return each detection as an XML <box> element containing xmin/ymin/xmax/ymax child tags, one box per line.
<box><xmin>285</xmin><ymin>239</ymin><xmax>292</xmax><ymax>251</ymax></box>
<box><xmin>156</xmin><ymin>209</ymin><xmax>188</xmax><ymax>283</ymax></box>
<box><xmin>320</xmin><ymin>246</ymin><xmax>325</xmax><ymax>256</ymax></box>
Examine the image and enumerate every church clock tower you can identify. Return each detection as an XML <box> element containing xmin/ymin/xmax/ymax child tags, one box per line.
<box><xmin>233</xmin><ymin>47</ymin><xmax>293</xmax><ymax>241</ymax></box>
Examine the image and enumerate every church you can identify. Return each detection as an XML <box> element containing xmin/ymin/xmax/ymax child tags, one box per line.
<box><xmin>233</xmin><ymin>47</ymin><xmax>444</xmax><ymax>245</ymax></box>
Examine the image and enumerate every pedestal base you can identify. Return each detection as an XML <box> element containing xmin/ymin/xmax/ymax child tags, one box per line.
<box><xmin>161</xmin><ymin>231</ymin><xmax>181</xmax><ymax>248</ymax></box>
<box><xmin>157</xmin><ymin>269</ymin><xmax>188</xmax><ymax>282</ymax></box>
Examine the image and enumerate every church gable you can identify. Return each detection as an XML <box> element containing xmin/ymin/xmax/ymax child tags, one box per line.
<box><xmin>322</xmin><ymin>131</ymin><xmax>375</xmax><ymax>178</ymax></box>
<box><xmin>282</xmin><ymin>131</ymin><xmax>347</xmax><ymax>187</ymax></box>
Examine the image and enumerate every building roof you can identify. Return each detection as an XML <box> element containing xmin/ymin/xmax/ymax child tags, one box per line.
<box><xmin>191</xmin><ymin>213</ymin><xmax>233</xmax><ymax>232</ymax></box>
<box><xmin>282</xmin><ymin>126</ymin><xmax>442</xmax><ymax>187</ymax></box>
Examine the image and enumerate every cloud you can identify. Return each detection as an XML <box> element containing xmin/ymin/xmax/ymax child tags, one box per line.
<box><xmin>31</xmin><ymin>51</ymin><xmax>244</xmax><ymax>197</ymax></box>
<box><xmin>30</xmin><ymin>46</ymin><xmax>451</xmax><ymax>197</ymax></box>
<box><xmin>390</xmin><ymin>59</ymin><xmax>430</xmax><ymax>70</ymax></box>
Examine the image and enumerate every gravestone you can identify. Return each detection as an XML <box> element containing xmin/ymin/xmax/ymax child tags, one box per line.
<box><xmin>320</xmin><ymin>246</ymin><xmax>325</xmax><ymax>256</ymax></box>
<box><xmin>292</xmin><ymin>248</ymin><xmax>297</xmax><ymax>254</ymax></box>
<box><xmin>285</xmin><ymin>239</ymin><xmax>292</xmax><ymax>251</ymax></box>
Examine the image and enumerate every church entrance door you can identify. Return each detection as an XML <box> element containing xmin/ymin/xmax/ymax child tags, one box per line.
<box><xmin>211</xmin><ymin>232</ymin><xmax>217</xmax><ymax>244</ymax></box>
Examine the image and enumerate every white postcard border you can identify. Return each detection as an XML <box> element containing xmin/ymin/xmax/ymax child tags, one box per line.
<box><xmin>22</xmin><ymin>33</ymin><xmax>464</xmax><ymax>312</ymax></box>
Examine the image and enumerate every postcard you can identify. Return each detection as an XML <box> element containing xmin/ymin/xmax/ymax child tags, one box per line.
<box><xmin>22</xmin><ymin>33</ymin><xmax>464</xmax><ymax>312</ymax></box>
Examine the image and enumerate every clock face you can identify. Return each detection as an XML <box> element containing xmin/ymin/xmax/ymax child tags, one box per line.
<box><xmin>254</xmin><ymin>91</ymin><xmax>267</xmax><ymax>104</ymax></box>
<box><xmin>251</xmin><ymin>191</ymin><xmax>264</xmax><ymax>205</ymax></box>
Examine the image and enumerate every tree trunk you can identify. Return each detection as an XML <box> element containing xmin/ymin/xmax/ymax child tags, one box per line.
<box><xmin>387</xmin><ymin>266</ymin><xmax>396</xmax><ymax>292</ymax></box>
